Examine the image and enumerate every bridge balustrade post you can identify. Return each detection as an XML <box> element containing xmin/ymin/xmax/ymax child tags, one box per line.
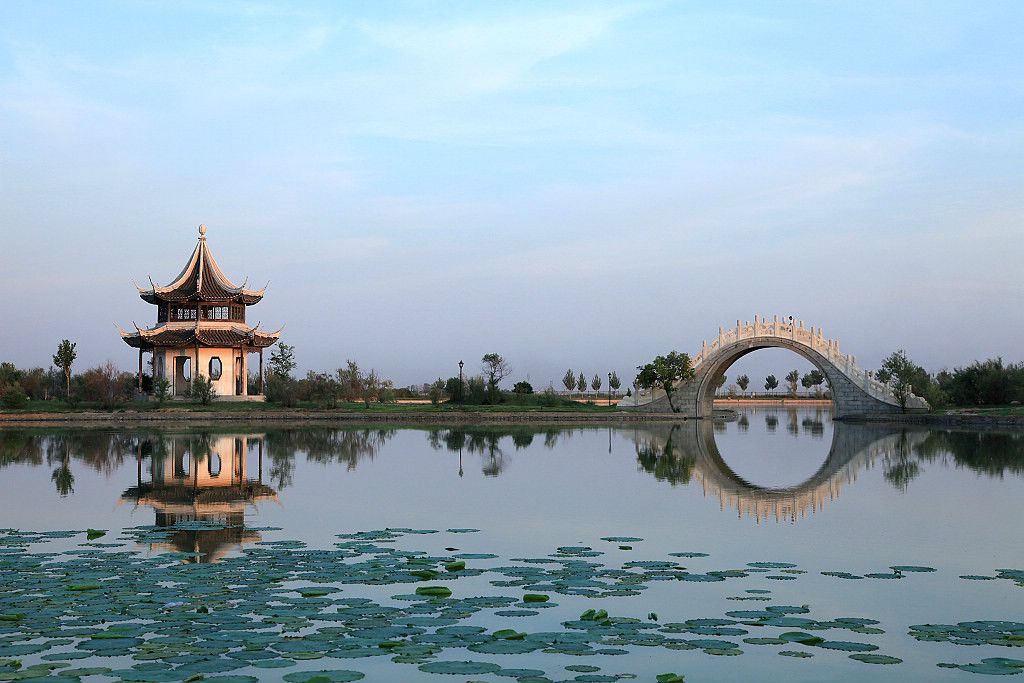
<box><xmin>773</xmin><ymin>314</ymin><xmax>780</xmax><ymax>336</ymax></box>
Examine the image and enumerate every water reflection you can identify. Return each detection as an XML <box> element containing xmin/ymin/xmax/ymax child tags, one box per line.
<box><xmin>632</xmin><ymin>420</ymin><xmax>922</xmax><ymax>522</ymax></box>
<box><xmin>1</xmin><ymin>419</ymin><xmax>1022</xmax><ymax>535</ymax></box>
<box><xmin>120</xmin><ymin>434</ymin><xmax>277</xmax><ymax>563</ymax></box>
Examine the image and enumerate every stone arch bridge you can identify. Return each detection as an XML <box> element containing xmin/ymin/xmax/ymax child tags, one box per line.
<box><xmin>622</xmin><ymin>315</ymin><xmax>928</xmax><ymax>418</ymax></box>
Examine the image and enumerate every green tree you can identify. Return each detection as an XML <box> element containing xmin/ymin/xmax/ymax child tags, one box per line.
<box><xmin>804</xmin><ymin>369</ymin><xmax>825</xmax><ymax>397</ymax></box>
<box><xmin>444</xmin><ymin>376</ymin><xmax>464</xmax><ymax>404</ymax></box>
<box><xmin>736</xmin><ymin>374</ymin><xmax>750</xmax><ymax>396</ymax></box>
<box><xmin>578</xmin><ymin>372</ymin><xmax>586</xmax><ymax>397</ymax></box>
<box><xmin>562</xmin><ymin>369</ymin><xmax>576</xmax><ymax>394</ymax></box>
<box><xmin>764</xmin><ymin>374</ymin><xmax>779</xmax><ymax>394</ymax></box>
<box><xmin>52</xmin><ymin>339</ymin><xmax>77</xmax><ymax>398</ymax></box>
<box><xmin>876</xmin><ymin>349</ymin><xmax>917</xmax><ymax>411</ymax></box>
<box><xmin>513</xmin><ymin>381</ymin><xmax>533</xmax><ymax>394</ymax></box>
<box><xmin>481</xmin><ymin>353</ymin><xmax>510</xmax><ymax>404</ymax></box>
<box><xmin>712</xmin><ymin>373</ymin><xmax>727</xmax><ymax>395</ymax></box>
<box><xmin>785</xmin><ymin>369</ymin><xmax>800</xmax><ymax>397</ymax></box>
<box><xmin>153</xmin><ymin>376</ymin><xmax>171</xmax><ymax>406</ymax></box>
<box><xmin>269</xmin><ymin>343</ymin><xmax>296</xmax><ymax>378</ymax></box>
<box><xmin>428</xmin><ymin>378</ymin><xmax>445</xmax><ymax>406</ymax></box>
<box><xmin>591</xmin><ymin>373</ymin><xmax>601</xmax><ymax>393</ymax></box>
<box><xmin>635</xmin><ymin>351</ymin><xmax>696</xmax><ymax>413</ymax></box>
<box><xmin>609</xmin><ymin>371</ymin><xmax>621</xmax><ymax>396</ymax></box>
<box><xmin>190</xmin><ymin>373</ymin><xmax>217</xmax><ymax>405</ymax></box>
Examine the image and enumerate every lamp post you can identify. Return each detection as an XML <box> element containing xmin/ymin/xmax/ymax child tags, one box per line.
<box><xmin>607</xmin><ymin>372</ymin><xmax>612</xmax><ymax>406</ymax></box>
<box><xmin>458</xmin><ymin>360</ymin><xmax>464</xmax><ymax>404</ymax></box>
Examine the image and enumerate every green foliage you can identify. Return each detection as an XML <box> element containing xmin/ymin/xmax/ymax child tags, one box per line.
<box><xmin>764</xmin><ymin>374</ymin><xmax>779</xmax><ymax>393</ymax></box>
<box><xmin>444</xmin><ymin>376</ymin><xmax>464</xmax><ymax>403</ymax></box>
<box><xmin>189</xmin><ymin>373</ymin><xmax>217</xmax><ymax>405</ymax></box>
<box><xmin>636</xmin><ymin>351</ymin><xmax>695</xmax><ymax>413</ymax></box>
<box><xmin>937</xmin><ymin>358</ymin><xmax>1024</xmax><ymax>407</ymax></box>
<box><xmin>609</xmin><ymin>371</ymin><xmax>621</xmax><ymax>393</ymax></box>
<box><xmin>512</xmin><ymin>381</ymin><xmax>533</xmax><ymax>395</ymax></box>
<box><xmin>591</xmin><ymin>373</ymin><xmax>601</xmax><ymax>392</ymax></box>
<box><xmin>428</xmin><ymin>379</ymin><xmax>445</xmax><ymax>405</ymax></box>
<box><xmin>467</xmin><ymin>376</ymin><xmax>487</xmax><ymax>404</ymax></box>
<box><xmin>0</xmin><ymin>384</ymin><xmax>28</xmax><ymax>410</ymax></box>
<box><xmin>481</xmin><ymin>353</ymin><xmax>510</xmax><ymax>403</ymax></box>
<box><xmin>736</xmin><ymin>374</ymin><xmax>750</xmax><ymax>394</ymax></box>
<box><xmin>153</xmin><ymin>377</ymin><xmax>171</xmax><ymax>405</ymax></box>
<box><xmin>785</xmin><ymin>369</ymin><xmax>800</xmax><ymax>397</ymax></box>
<box><xmin>269</xmin><ymin>343</ymin><xmax>297</xmax><ymax>379</ymax></box>
<box><xmin>562</xmin><ymin>369</ymin><xmax>576</xmax><ymax>393</ymax></box>
<box><xmin>577</xmin><ymin>371</ymin><xmax>586</xmax><ymax>395</ymax></box>
<box><xmin>876</xmin><ymin>350</ymin><xmax>917</xmax><ymax>411</ymax></box>
<box><xmin>266</xmin><ymin>374</ymin><xmax>298</xmax><ymax>407</ymax></box>
<box><xmin>52</xmin><ymin>339</ymin><xmax>77</xmax><ymax>397</ymax></box>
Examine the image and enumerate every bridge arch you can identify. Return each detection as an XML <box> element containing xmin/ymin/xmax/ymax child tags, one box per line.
<box><xmin>623</xmin><ymin>315</ymin><xmax>928</xmax><ymax>418</ymax></box>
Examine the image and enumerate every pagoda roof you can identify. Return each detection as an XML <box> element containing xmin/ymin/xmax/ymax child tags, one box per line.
<box><xmin>120</xmin><ymin>322</ymin><xmax>281</xmax><ymax>350</ymax></box>
<box><xmin>136</xmin><ymin>225</ymin><xmax>267</xmax><ymax>304</ymax></box>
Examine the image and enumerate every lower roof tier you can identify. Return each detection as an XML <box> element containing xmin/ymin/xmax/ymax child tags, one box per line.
<box><xmin>120</xmin><ymin>324</ymin><xmax>280</xmax><ymax>350</ymax></box>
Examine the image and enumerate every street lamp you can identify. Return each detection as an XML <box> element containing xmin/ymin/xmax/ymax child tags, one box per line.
<box><xmin>458</xmin><ymin>360</ymin><xmax>464</xmax><ymax>404</ymax></box>
<box><xmin>607</xmin><ymin>372</ymin><xmax>612</xmax><ymax>406</ymax></box>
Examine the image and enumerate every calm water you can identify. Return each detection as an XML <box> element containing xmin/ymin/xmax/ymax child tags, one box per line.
<box><xmin>1</xmin><ymin>407</ymin><xmax>1022</xmax><ymax>682</ymax></box>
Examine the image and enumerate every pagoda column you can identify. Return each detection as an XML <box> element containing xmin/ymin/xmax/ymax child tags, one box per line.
<box><xmin>138</xmin><ymin>348</ymin><xmax>144</xmax><ymax>390</ymax></box>
<box><xmin>259</xmin><ymin>349</ymin><xmax>264</xmax><ymax>396</ymax></box>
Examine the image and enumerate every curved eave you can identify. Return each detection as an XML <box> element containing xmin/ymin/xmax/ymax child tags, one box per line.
<box><xmin>138</xmin><ymin>290</ymin><xmax>264</xmax><ymax>305</ymax></box>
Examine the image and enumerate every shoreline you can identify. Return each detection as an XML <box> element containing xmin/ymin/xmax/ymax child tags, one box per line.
<box><xmin>1</xmin><ymin>407</ymin><xmax>1022</xmax><ymax>429</ymax></box>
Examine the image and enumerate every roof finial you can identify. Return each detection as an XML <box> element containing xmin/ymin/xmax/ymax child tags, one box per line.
<box><xmin>199</xmin><ymin>223</ymin><xmax>207</xmax><ymax>239</ymax></box>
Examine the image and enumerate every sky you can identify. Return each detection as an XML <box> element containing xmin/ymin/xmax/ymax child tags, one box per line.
<box><xmin>0</xmin><ymin>1</ymin><xmax>1021</xmax><ymax>389</ymax></box>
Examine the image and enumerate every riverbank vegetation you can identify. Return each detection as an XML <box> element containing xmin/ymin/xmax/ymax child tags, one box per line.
<box><xmin>3</xmin><ymin>340</ymin><xmax>1024</xmax><ymax>414</ymax></box>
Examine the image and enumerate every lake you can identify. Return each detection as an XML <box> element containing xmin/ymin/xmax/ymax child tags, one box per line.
<box><xmin>1</xmin><ymin>406</ymin><xmax>1022</xmax><ymax>681</ymax></box>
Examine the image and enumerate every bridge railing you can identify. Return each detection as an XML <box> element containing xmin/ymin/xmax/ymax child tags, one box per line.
<box><xmin>626</xmin><ymin>315</ymin><xmax>922</xmax><ymax>408</ymax></box>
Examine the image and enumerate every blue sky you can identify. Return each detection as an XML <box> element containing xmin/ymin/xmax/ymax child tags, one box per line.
<box><xmin>0</xmin><ymin>1</ymin><xmax>1021</xmax><ymax>387</ymax></box>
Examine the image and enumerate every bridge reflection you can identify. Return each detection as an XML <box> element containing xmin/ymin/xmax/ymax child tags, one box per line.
<box><xmin>631</xmin><ymin>419</ymin><xmax>927</xmax><ymax>523</ymax></box>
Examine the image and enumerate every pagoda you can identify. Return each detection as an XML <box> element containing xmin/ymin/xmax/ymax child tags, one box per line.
<box><xmin>120</xmin><ymin>224</ymin><xmax>280</xmax><ymax>399</ymax></box>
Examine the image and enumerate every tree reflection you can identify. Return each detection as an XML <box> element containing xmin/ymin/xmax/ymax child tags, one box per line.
<box><xmin>635</xmin><ymin>426</ymin><xmax>695</xmax><ymax>486</ymax></box>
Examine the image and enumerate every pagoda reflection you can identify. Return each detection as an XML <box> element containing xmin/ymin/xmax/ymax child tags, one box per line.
<box><xmin>120</xmin><ymin>433</ymin><xmax>277</xmax><ymax>563</ymax></box>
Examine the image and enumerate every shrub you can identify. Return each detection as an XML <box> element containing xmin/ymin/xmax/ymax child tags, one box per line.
<box><xmin>78</xmin><ymin>363</ymin><xmax>134</xmax><ymax>408</ymax></box>
<box><xmin>190</xmin><ymin>373</ymin><xmax>217</xmax><ymax>405</ymax></box>
<box><xmin>0</xmin><ymin>384</ymin><xmax>28</xmax><ymax>409</ymax></box>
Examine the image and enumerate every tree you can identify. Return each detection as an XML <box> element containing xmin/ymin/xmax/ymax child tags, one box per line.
<box><xmin>801</xmin><ymin>372</ymin><xmax>814</xmax><ymax>394</ymax></box>
<box><xmin>785</xmin><ymin>369</ymin><xmax>800</xmax><ymax>397</ymax></box>
<box><xmin>269</xmin><ymin>343</ymin><xmax>296</xmax><ymax>379</ymax></box>
<box><xmin>428</xmin><ymin>379</ymin><xmax>445</xmax><ymax>405</ymax></box>
<box><xmin>190</xmin><ymin>373</ymin><xmax>217</xmax><ymax>405</ymax></box>
<box><xmin>764</xmin><ymin>374</ymin><xmax>779</xmax><ymax>394</ymax></box>
<box><xmin>635</xmin><ymin>351</ymin><xmax>696</xmax><ymax>413</ymax></box>
<box><xmin>578</xmin><ymin>372</ymin><xmax>586</xmax><ymax>397</ymax></box>
<box><xmin>736</xmin><ymin>374</ymin><xmax>750</xmax><ymax>396</ymax></box>
<box><xmin>52</xmin><ymin>340</ymin><xmax>77</xmax><ymax>398</ymax></box>
<box><xmin>481</xmin><ymin>353</ymin><xmax>510</xmax><ymax>404</ymax></box>
<box><xmin>562</xmin><ymin>369</ymin><xmax>576</xmax><ymax>394</ymax></box>
<box><xmin>153</xmin><ymin>377</ymin><xmax>171</xmax><ymax>406</ymax></box>
<box><xmin>513</xmin><ymin>381</ymin><xmax>533</xmax><ymax>394</ymax></box>
<box><xmin>609</xmin><ymin>371</ymin><xmax>621</xmax><ymax>395</ymax></box>
<box><xmin>361</xmin><ymin>369</ymin><xmax>380</xmax><ymax>407</ymax></box>
<box><xmin>806</xmin><ymin>370</ymin><xmax>823</xmax><ymax>397</ymax></box>
<box><xmin>443</xmin><ymin>376</ymin><xmax>464</xmax><ymax>404</ymax></box>
<box><xmin>712</xmin><ymin>373</ymin><xmax>727</xmax><ymax>395</ymax></box>
<box><xmin>336</xmin><ymin>361</ymin><xmax>364</xmax><ymax>402</ymax></box>
<box><xmin>876</xmin><ymin>349</ymin><xmax>917</xmax><ymax>411</ymax></box>
<box><xmin>591</xmin><ymin>373</ymin><xmax>601</xmax><ymax>393</ymax></box>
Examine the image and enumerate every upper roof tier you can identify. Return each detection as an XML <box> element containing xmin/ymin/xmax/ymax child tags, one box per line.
<box><xmin>137</xmin><ymin>225</ymin><xmax>267</xmax><ymax>305</ymax></box>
